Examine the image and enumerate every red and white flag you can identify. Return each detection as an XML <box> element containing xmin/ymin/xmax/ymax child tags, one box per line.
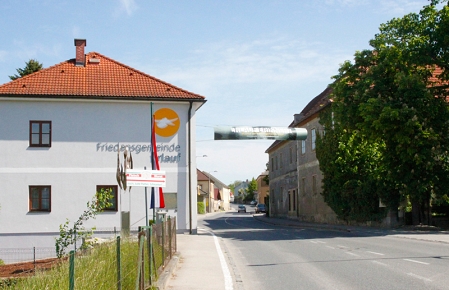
<box><xmin>150</xmin><ymin>115</ymin><xmax>165</xmax><ymax>208</ymax></box>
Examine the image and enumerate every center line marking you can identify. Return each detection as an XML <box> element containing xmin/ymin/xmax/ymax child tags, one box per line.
<box><xmin>345</xmin><ymin>252</ymin><xmax>360</xmax><ymax>257</ymax></box>
<box><xmin>407</xmin><ymin>272</ymin><xmax>432</xmax><ymax>282</ymax></box>
<box><xmin>404</xmin><ymin>259</ymin><xmax>429</xmax><ymax>265</ymax></box>
<box><xmin>366</xmin><ymin>251</ymin><xmax>384</xmax><ymax>256</ymax></box>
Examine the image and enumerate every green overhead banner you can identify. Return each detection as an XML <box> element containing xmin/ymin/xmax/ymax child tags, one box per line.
<box><xmin>214</xmin><ymin>126</ymin><xmax>307</xmax><ymax>141</ymax></box>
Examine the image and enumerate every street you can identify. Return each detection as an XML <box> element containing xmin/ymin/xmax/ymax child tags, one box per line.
<box><xmin>198</xmin><ymin>205</ymin><xmax>449</xmax><ymax>290</ymax></box>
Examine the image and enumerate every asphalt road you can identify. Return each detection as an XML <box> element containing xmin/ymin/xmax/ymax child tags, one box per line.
<box><xmin>199</xmin><ymin>205</ymin><xmax>449</xmax><ymax>290</ymax></box>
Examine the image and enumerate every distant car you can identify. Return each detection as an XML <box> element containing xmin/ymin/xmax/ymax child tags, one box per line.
<box><xmin>237</xmin><ymin>205</ymin><xmax>246</xmax><ymax>213</ymax></box>
<box><xmin>250</xmin><ymin>200</ymin><xmax>257</xmax><ymax>205</ymax></box>
<box><xmin>255</xmin><ymin>203</ymin><xmax>266</xmax><ymax>213</ymax></box>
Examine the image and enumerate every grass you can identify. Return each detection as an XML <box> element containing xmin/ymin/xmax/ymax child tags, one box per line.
<box><xmin>2</xmin><ymin>236</ymin><xmax>167</xmax><ymax>290</ymax></box>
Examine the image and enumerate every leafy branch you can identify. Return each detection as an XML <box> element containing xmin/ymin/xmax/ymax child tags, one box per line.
<box><xmin>55</xmin><ymin>188</ymin><xmax>113</xmax><ymax>258</ymax></box>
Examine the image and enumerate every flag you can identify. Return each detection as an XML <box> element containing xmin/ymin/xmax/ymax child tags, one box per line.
<box><xmin>150</xmin><ymin>115</ymin><xmax>165</xmax><ymax>208</ymax></box>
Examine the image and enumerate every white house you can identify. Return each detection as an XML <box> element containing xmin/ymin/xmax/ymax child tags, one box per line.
<box><xmin>0</xmin><ymin>39</ymin><xmax>206</xmax><ymax>250</ymax></box>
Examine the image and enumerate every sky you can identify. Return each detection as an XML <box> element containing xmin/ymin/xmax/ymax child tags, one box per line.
<box><xmin>0</xmin><ymin>0</ymin><xmax>432</xmax><ymax>185</ymax></box>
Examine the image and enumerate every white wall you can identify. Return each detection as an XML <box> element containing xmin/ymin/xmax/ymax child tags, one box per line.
<box><xmin>0</xmin><ymin>97</ymin><xmax>200</xmax><ymax>249</ymax></box>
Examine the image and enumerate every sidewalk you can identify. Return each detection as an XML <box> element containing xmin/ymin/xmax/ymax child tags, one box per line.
<box><xmin>159</xmin><ymin>213</ymin><xmax>449</xmax><ymax>289</ymax></box>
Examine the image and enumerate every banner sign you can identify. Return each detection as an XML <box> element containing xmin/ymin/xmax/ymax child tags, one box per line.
<box><xmin>214</xmin><ymin>126</ymin><xmax>307</xmax><ymax>141</ymax></box>
<box><xmin>126</xmin><ymin>169</ymin><xmax>166</xmax><ymax>187</ymax></box>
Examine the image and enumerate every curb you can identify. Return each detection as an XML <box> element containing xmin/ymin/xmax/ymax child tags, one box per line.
<box><xmin>155</xmin><ymin>252</ymin><xmax>180</xmax><ymax>290</ymax></box>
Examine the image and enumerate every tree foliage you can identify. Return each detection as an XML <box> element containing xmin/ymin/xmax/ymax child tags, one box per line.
<box><xmin>9</xmin><ymin>59</ymin><xmax>43</xmax><ymax>80</ymax></box>
<box><xmin>55</xmin><ymin>188</ymin><xmax>113</xmax><ymax>258</ymax></box>
<box><xmin>317</xmin><ymin>1</ymin><xmax>449</xmax><ymax>223</ymax></box>
<box><xmin>243</xmin><ymin>178</ymin><xmax>257</xmax><ymax>202</ymax></box>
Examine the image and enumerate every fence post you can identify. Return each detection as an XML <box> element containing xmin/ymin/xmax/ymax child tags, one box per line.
<box><xmin>117</xmin><ymin>236</ymin><xmax>121</xmax><ymax>290</ymax></box>
<box><xmin>33</xmin><ymin>247</ymin><xmax>36</xmax><ymax>275</ymax></box>
<box><xmin>135</xmin><ymin>231</ymin><xmax>146</xmax><ymax>290</ymax></box>
<box><xmin>149</xmin><ymin>226</ymin><xmax>153</xmax><ymax>286</ymax></box>
<box><xmin>168</xmin><ymin>217</ymin><xmax>172</xmax><ymax>259</ymax></box>
<box><xmin>69</xmin><ymin>250</ymin><xmax>75</xmax><ymax>290</ymax></box>
<box><xmin>162</xmin><ymin>221</ymin><xmax>165</xmax><ymax>266</ymax></box>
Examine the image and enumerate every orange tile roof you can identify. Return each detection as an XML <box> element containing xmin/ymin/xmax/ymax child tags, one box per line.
<box><xmin>0</xmin><ymin>52</ymin><xmax>205</xmax><ymax>101</ymax></box>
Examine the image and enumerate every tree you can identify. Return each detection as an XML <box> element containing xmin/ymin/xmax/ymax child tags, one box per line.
<box><xmin>243</xmin><ymin>178</ymin><xmax>257</xmax><ymax>202</ymax></box>
<box><xmin>324</xmin><ymin>1</ymin><xmax>449</xmax><ymax>225</ymax></box>
<box><xmin>9</xmin><ymin>59</ymin><xmax>43</xmax><ymax>80</ymax></box>
<box><xmin>317</xmin><ymin>105</ymin><xmax>389</xmax><ymax>222</ymax></box>
<box><xmin>228</xmin><ymin>180</ymin><xmax>242</xmax><ymax>194</ymax></box>
<box><xmin>55</xmin><ymin>188</ymin><xmax>113</xmax><ymax>258</ymax></box>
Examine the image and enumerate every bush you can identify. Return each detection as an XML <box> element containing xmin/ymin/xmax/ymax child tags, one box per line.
<box><xmin>197</xmin><ymin>202</ymin><xmax>205</xmax><ymax>214</ymax></box>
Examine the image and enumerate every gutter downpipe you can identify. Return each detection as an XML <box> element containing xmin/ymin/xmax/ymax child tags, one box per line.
<box><xmin>188</xmin><ymin>101</ymin><xmax>193</xmax><ymax>234</ymax></box>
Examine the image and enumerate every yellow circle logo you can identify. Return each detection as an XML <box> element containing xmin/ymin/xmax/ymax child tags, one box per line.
<box><xmin>154</xmin><ymin>108</ymin><xmax>180</xmax><ymax>137</ymax></box>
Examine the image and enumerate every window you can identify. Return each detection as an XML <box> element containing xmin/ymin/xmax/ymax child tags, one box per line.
<box><xmin>301</xmin><ymin>140</ymin><xmax>306</xmax><ymax>154</ymax></box>
<box><xmin>280</xmin><ymin>153</ymin><xmax>283</xmax><ymax>168</ymax></box>
<box><xmin>29</xmin><ymin>186</ymin><xmax>51</xmax><ymax>212</ymax></box>
<box><xmin>311</xmin><ymin>128</ymin><xmax>316</xmax><ymax>150</ymax></box>
<box><xmin>275</xmin><ymin>156</ymin><xmax>278</xmax><ymax>170</ymax></box>
<box><xmin>96</xmin><ymin>185</ymin><xmax>118</xmax><ymax>211</ymax></box>
<box><xmin>293</xmin><ymin>190</ymin><xmax>296</xmax><ymax>211</ymax></box>
<box><xmin>288</xmin><ymin>191</ymin><xmax>292</xmax><ymax>211</ymax></box>
<box><xmin>30</xmin><ymin>121</ymin><xmax>51</xmax><ymax>147</ymax></box>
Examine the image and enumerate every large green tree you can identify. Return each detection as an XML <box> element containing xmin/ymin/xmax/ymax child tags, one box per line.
<box><xmin>319</xmin><ymin>1</ymin><xmax>449</xmax><ymax>225</ymax></box>
<box><xmin>9</xmin><ymin>59</ymin><xmax>43</xmax><ymax>80</ymax></box>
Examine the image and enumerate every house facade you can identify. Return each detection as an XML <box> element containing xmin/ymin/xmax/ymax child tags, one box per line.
<box><xmin>0</xmin><ymin>39</ymin><xmax>205</xmax><ymax>249</ymax></box>
<box><xmin>255</xmin><ymin>171</ymin><xmax>269</xmax><ymax>205</ymax></box>
<box><xmin>266</xmin><ymin>87</ymin><xmax>337</xmax><ymax>222</ymax></box>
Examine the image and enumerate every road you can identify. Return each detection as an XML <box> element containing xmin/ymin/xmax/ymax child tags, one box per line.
<box><xmin>198</xmin><ymin>204</ymin><xmax>449</xmax><ymax>290</ymax></box>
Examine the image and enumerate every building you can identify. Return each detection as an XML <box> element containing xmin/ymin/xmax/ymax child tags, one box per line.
<box><xmin>200</xmin><ymin>171</ymin><xmax>231</xmax><ymax>212</ymax></box>
<box><xmin>233</xmin><ymin>180</ymin><xmax>249</xmax><ymax>204</ymax></box>
<box><xmin>255</xmin><ymin>171</ymin><xmax>269</xmax><ymax>205</ymax></box>
<box><xmin>0</xmin><ymin>39</ymin><xmax>206</xmax><ymax>249</ymax></box>
<box><xmin>266</xmin><ymin>87</ymin><xmax>336</xmax><ymax>222</ymax></box>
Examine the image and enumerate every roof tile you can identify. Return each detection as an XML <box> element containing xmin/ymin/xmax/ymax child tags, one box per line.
<box><xmin>0</xmin><ymin>52</ymin><xmax>205</xmax><ymax>100</ymax></box>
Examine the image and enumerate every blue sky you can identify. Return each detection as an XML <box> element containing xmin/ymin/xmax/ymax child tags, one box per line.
<box><xmin>0</xmin><ymin>0</ymin><xmax>431</xmax><ymax>185</ymax></box>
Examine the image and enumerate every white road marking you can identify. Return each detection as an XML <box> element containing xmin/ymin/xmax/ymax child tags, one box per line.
<box><xmin>371</xmin><ymin>260</ymin><xmax>389</xmax><ymax>267</ymax></box>
<box><xmin>199</xmin><ymin>228</ymin><xmax>234</xmax><ymax>290</ymax></box>
<box><xmin>407</xmin><ymin>272</ymin><xmax>432</xmax><ymax>282</ymax></box>
<box><xmin>337</xmin><ymin>245</ymin><xmax>349</xmax><ymax>249</ymax></box>
<box><xmin>403</xmin><ymin>259</ymin><xmax>429</xmax><ymax>265</ymax></box>
<box><xmin>366</xmin><ymin>251</ymin><xmax>385</xmax><ymax>256</ymax></box>
<box><xmin>345</xmin><ymin>251</ymin><xmax>360</xmax><ymax>257</ymax></box>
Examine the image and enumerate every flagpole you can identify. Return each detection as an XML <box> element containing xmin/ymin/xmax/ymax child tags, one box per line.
<box><xmin>151</xmin><ymin>102</ymin><xmax>156</xmax><ymax>223</ymax></box>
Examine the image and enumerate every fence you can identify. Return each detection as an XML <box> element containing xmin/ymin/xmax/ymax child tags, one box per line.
<box><xmin>0</xmin><ymin>227</ymin><xmax>140</xmax><ymax>265</ymax></box>
<box><xmin>0</xmin><ymin>218</ymin><xmax>177</xmax><ymax>290</ymax></box>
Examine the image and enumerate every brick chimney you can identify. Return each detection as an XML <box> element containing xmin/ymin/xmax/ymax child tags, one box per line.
<box><xmin>74</xmin><ymin>39</ymin><xmax>86</xmax><ymax>66</ymax></box>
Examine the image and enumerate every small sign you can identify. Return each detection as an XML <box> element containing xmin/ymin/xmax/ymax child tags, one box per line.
<box><xmin>126</xmin><ymin>169</ymin><xmax>166</xmax><ymax>187</ymax></box>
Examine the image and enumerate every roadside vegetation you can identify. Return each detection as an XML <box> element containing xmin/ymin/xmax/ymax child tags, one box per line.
<box><xmin>317</xmin><ymin>0</ymin><xmax>449</xmax><ymax>225</ymax></box>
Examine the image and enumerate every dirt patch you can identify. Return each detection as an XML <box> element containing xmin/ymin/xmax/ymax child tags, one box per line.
<box><xmin>0</xmin><ymin>258</ymin><xmax>61</xmax><ymax>278</ymax></box>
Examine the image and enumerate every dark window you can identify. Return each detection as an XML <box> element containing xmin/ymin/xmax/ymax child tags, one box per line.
<box><xmin>96</xmin><ymin>185</ymin><xmax>118</xmax><ymax>211</ymax></box>
<box><xmin>29</xmin><ymin>186</ymin><xmax>51</xmax><ymax>212</ymax></box>
<box><xmin>30</xmin><ymin>121</ymin><xmax>51</xmax><ymax>147</ymax></box>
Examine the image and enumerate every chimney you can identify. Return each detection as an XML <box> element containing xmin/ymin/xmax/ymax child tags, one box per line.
<box><xmin>74</xmin><ymin>39</ymin><xmax>86</xmax><ymax>66</ymax></box>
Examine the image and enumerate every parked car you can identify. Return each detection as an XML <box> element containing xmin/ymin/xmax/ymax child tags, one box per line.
<box><xmin>255</xmin><ymin>203</ymin><xmax>266</xmax><ymax>213</ymax></box>
<box><xmin>237</xmin><ymin>205</ymin><xmax>246</xmax><ymax>213</ymax></box>
<box><xmin>250</xmin><ymin>200</ymin><xmax>257</xmax><ymax>205</ymax></box>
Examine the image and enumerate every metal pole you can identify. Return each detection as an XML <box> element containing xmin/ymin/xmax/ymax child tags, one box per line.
<box><xmin>69</xmin><ymin>250</ymin><xmax>75</xmax><ymax>290</ymax></box>
<box><xmin>145</xmin><ymin>167</ymin><xmax>148</xmax><ymax>227</ymax></box>
<box><xmin>117</xmin><ymin>236</ymin><xmax>122</xmax><ymax>290</ymax></box>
